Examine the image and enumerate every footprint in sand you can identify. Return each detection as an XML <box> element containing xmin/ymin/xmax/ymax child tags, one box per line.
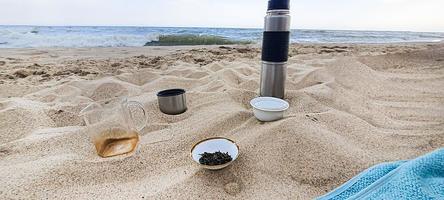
<box><xmin>186</xmin><ymin>71</ymin><xmax>209</xmax><ymax>79</ymax></box>
<box><xmin>89</xmin><ymin>82</ymin><xmax>128</xmax><ymax>101</ymax></box>
<box><xmin>224</xmin><ymin>182</ymin><xmax>242</xmax><ymax>195</ymax></box>
<box><xmin>0</xmin><ymin>148</ymin><xmax>12</xmax><ymax>156</ymax></box>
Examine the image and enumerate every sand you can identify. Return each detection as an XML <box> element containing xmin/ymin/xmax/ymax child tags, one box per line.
<box><xmin>0</xmin><ymin>43</ymin><xmax>443</xmax><ymax>199</ymax></box>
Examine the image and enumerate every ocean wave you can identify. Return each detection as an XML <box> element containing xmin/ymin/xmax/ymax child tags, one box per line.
<box><xmin>0</xmin><ymin>26</ymin><xmax>443</xmax><ymax>48</ymax></box>
<box><xmin>144</xmin><ymin>34</ymin><xmax>252</xmax><ymax>46</ymax></box>
<box><xmin>0</xmin><ymin>27</ymin><xmax>159</xmax><ymax>48</ymax></box>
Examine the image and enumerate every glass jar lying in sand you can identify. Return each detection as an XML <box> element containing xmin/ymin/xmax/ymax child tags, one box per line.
<box><xmin>80</xmin><ymin>98</ymin><xmax>147</xmax><ymax>158</ymax></box>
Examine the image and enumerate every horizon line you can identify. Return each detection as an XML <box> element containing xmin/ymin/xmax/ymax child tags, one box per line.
<box><xmin>0</xmin><ymin>24</ymin><xmax>443</xmax><ymax>33</ymax></box>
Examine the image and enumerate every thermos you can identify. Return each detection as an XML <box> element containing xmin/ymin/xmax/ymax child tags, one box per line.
<box><xmin>260</xmin><ymin>0</ymin><xmax>291</xmax><ymax>99</ymax></box>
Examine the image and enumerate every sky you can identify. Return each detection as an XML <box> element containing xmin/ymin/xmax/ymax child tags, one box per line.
<box><xmin>0</xmin><ymin>0</ymin><xmax>443</xmax><ymax>32</ymax></box>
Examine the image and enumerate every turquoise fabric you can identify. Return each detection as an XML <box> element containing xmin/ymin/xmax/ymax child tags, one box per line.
<box><xmin>318</xmin><ymin>148</ymin><xmax>444</xmax><ymax>200</ymax></box>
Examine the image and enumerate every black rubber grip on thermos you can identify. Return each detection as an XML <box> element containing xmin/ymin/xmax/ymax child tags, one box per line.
<box><xmin>268</xmin><ymin>0</ymin><xmax>290</xmax><ymax>10</ymax></box>
<box><xmin>261</xmin><ymin>31</ymin><xmax>290</xmax><ymax>62</ymax></box>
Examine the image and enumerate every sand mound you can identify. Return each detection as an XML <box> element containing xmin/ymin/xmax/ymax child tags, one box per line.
<box><xmin>0</xmin><ymin>43</ymin><xmax>443</xmax><ymax>199</ymax></box>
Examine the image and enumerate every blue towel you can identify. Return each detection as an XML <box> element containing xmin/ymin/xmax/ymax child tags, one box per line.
<box><xmin>318</xmin><ymin>148</ymin><xmax>444</xmax><ymax>200</ymax></box>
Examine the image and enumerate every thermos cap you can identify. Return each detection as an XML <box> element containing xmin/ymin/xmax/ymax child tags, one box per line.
<box><xmin>267</xmin><ymin>0</ymin><xmax>290</xmax><ymax>10</ymax></box>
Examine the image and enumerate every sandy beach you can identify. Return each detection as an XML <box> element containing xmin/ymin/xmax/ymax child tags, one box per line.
<box><xmin>1</xmin><ymin>43</ymin><xmax>443</xmax><ymax>199</ymax></box>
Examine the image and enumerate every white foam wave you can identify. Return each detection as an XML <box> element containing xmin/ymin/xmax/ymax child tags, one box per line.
<box><xmin>0</xmin><ymin>28</ymin><xmax>160</xmax><ymax>48</ymax></box>
<box><xmin>1</xmin><ymin>26</ymin><xmax>443</xmax><ymax>48</ymax></box>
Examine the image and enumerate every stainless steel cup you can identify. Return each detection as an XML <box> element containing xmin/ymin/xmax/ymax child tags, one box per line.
<box><xmin>157</xmin><ymin>89</ymin><xmax>187</xmax><ymax>115</ymax></box>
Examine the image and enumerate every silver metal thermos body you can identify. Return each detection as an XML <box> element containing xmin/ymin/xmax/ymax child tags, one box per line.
<box><xmin>260</xmin><ymin>0</ymin><xmax>291</xmax><ymax>99</ymax></box>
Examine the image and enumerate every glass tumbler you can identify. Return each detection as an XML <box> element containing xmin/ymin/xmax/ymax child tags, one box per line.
<box><xmin>79</xmin><ymin>98</ymin><xmax>147</xmax><ymax>158</ymax></box>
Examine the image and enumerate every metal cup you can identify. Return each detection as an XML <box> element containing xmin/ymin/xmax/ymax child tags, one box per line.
<box><xmin>157</xmin><ymin>89</ymin><xmax>187</xmax><ymax>115</ymax></box>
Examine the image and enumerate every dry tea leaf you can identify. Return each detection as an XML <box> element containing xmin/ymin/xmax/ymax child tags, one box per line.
<box><xmin>199</xmin><ymin>151</ymin><xmax>232</xmax><ymax>166</ymax></box>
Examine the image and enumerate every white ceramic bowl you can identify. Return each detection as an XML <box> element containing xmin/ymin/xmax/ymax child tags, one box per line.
<box><xmin>191</xmin><ymin>137</ymin><xmax>239</xmax><ymax>170</ymax></box>
<box><xmin>250</xmin><ymin>97</ymin><xmax>289</xmax><ymax>122</ymax></box>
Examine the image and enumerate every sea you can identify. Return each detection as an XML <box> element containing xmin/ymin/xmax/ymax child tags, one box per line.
<box><xmin>0</xmin><ymin>25</ymin><xmax>443</xmax><ymax>48</ymax></box>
